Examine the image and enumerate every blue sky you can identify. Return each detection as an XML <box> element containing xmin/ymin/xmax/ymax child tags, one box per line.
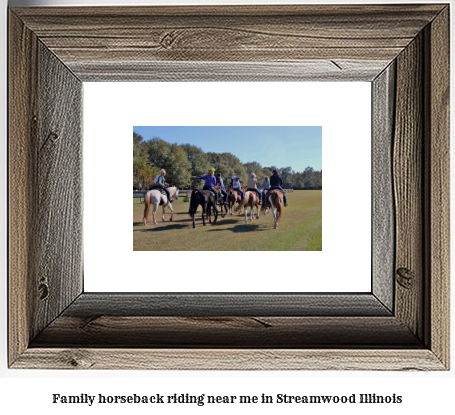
<box><xmin>133</xmin><ymin>126</ymin><xmax>322</xmax><ymax>172</ymax></box>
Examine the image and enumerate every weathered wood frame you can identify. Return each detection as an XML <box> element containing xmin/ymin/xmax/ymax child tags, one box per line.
<box><xmin>8</xmin><ymin>5</ymin><xmax>449</xmax><ymax>370</ymax></box>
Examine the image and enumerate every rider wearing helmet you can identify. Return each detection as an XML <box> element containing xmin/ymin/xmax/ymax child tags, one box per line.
<box><xmin>230</xmin><ymin>174</ymin><xmax>244</xmax><ymax>201</ymax></box>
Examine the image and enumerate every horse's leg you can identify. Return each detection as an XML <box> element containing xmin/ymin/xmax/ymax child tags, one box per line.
<box><xmin>152</xmin><ymin>202</ymin><xmax>159</xmax><ymax>225</ymax></box>
<box><xmin>213</xmin><ymin>205</ymin><xmax>218</xmax><ymax>223</ymax></box>
<box><xmin>273</xmin><ymin>206</ymin><xmax>278</xmax><ymax>229</ymax></box>
<box><xmin>169</xmin><ymin>203</ymin><xmax>174</xmax><ymax>221</ymax></box>
<box><xmin>162</xmin><ymin>205</ymin><xmax>165</xmax><ymax>222</ymax></box>
<box><xmin>244</xmin><ymin>206</ymin><xmax>248</xmax><ymax>223</ymax></box>
<box><xmin>202</xmin><ymin>204</ymin><xmax>206</xmax><ymax>226</ymax></box>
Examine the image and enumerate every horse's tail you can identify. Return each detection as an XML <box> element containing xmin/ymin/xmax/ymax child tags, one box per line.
<box><xmin>236</xmin><ymin>192</ymin><xmax>248</xmax><ymax>212</ymax></box>
<box><xmin>274</xmin><ymin>192</ymin><xmax>283</xmax><ymax>222</ymax></box>
<box><xmin>143</xmin><ymin>191</ymin><xmax>151</xmax><ymax>223</ymax></box>
<box><xmin>261</xmin><ymin>194</ymin><xmax>267</xmax><ymax>212</ymax></box>
<box><xmin>188</xmin><ymin>189</ymin><xmax>199</xmax><ymax>216</ymax></box>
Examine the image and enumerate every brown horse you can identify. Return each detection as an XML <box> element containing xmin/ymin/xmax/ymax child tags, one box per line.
<box><xmin>236</xmin><ymin>189</ymin><xmax>260</xmax><ymax>223</ymax></box>
<box><xmin>226</xmin><ymin>186</ymin><xmax>242</xmax><ymax>215</ymax></box>
<box><xmin>263</xmin><ymin>189</ymin><xmax>283</xmax><ymax>229</ymax></box>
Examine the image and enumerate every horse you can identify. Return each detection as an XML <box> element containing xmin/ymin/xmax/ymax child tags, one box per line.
<box><xmin>235</xmin><ymin>190</ymin><xmax>260</xmax><ymax>223</ymax></box>
<box><xmin>188</xmin><ymin>188</ymin><xmax>218</xmax><ymax>228</ymax></box>
<box><xmin>225</xmin><ymin>186</ymin><xmax>242</xmax><ymax>215</ymax></box>
<box><xmin>262</xmin><ymin>189</ymin><xmax>283</xmax><ymax>229</ymax></box>
<box><xmin>142</xmin><ymin>186</ymin><xmax>179</xmax><ymax>225</ymax></box>
<box><xmin>214</xmin><ymin>184</ymin><xmax>228</xmax><ymax>218</ymax></box>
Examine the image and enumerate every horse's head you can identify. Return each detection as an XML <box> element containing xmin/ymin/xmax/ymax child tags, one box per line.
<box><xmin>172</xmin><ymin>187</ymin><xmax>179</xmax><ymax>200</ymax></box>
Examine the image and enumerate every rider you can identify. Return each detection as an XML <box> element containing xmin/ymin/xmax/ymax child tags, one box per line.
<box><xmin>261</xmin><ymin>176</ymin><xmax>270</xmax><ymax>208</ymax></box>
<box><xmin>216</xmin><ymin>172</ymin><xmax>228</xmax><ymax>205</ymax></box>
<box><xmin>247</xmin><ymin>173</ymin><xmax>262</xmax><ymax>204</ymax></box>
<box><xmin>192</xmin><ymin>169</ymin><xmax>219</xmax><ymax>204</ymax></box>
<box><xmin>269</xmin><ymin>169</ymin><xmax>288</xmax><ymax>207</ymax></box>
<box><xmin>230</xmin><ymin>174</ymin><xmax>244</xmax><ymax>201</ymax></box>
<box><xmin>153</xmin><ymin>169</ymin><xmax>172</xmax><ymax>202</ymax></box>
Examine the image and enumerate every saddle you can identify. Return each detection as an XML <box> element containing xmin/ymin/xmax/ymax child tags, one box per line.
<box><xmin>149</xmin><ymin>186</ymin><xmax>166</xmax><ymax>195</ymax></box>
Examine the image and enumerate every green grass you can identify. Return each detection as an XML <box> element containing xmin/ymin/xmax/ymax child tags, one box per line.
<box><xmin>133</xmin><ymin>190</ymin><xmax>322</xmax><ymax>251</ymax></box>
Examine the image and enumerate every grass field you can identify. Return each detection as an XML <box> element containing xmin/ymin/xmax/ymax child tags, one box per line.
<box><xmin>133</xmin><ymin>190</ymin><xmax>322</xmax><ymax>251</ymax></box>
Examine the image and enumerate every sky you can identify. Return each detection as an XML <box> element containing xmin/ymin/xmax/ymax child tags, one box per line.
<box><xmin>133</xmin><ymin>126</ymin><xmax>322</xmax><ymax>172</ymax></box>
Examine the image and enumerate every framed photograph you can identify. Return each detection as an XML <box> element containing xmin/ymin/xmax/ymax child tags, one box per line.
<box><xmin>9</xmin><ymin>4</ymin><xmax>449</xmax><ymax>370</ymax></box>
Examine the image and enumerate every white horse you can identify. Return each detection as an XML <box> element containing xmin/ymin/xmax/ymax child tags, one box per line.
<box><xmin>143</xmin><ymin>187</ymin><xmax>179</xmax><ymax>225</ymax></box>
<box><xmin>236</xmin><ymin>191</ymin><xmax>259</xmax><ymax>223</ymax></box>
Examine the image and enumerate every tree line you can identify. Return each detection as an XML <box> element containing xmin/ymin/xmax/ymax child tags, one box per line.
<box><xmin>133</xmin><ymin>132</ymin><xmax>322</xmax><ymax>190</ymax></box>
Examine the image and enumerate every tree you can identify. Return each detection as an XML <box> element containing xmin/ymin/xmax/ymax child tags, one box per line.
<box><xmin>181</xmin><ymin>143</ymin><xmax>211</xmax><ymax>187</ymax></box>
<box><xmin>244</xmin><ymin>161</ymin><xmax>262</xmax><ymax>176</ymax></box>
<box><xmin>133</xmin><ymin>132</ymin><xmax>160</xmax><ymax>189</ymax></box>
<box><xmin>257</xmin><ymin>168</ymin><xmax>273</xmax><ymax>183</ymax></box>
<box><xmin>145</xmin><ymin>137</ymin><xmax>172</xmax><ymax>169</ymax></box>
<box><xmin>166</xmin><ymin>143</ymin><xmax>191</xmax><ymax>188</ymax></box>
<box><xmin>209</xmin><ymin>152</ymin><xmax>248</xmax><ymax>186</ymax></box>
<box><xmin>301</xmin><ymin>166</ymin><xmax>322</xmax><ymax>189</ymax></box>
<box><xmin>133</xmin><ymin>132</ymin><xmax>322</xmax><ymax>191</ymax></box>
<box><xmin>279</xmin><ymin>166</ymin><xmax>293</xmax><ymax>188</ymax></box>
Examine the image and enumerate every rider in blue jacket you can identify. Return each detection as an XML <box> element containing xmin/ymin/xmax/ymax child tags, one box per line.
<box><xmin>193</xmin><ymin>170</ymin><xmax>219</xmax><ymax>204</ymax></box>
<box><xmin>153</xmin><ymin>169</ymin><xmax>172</xmax><ymax>202</ymax></box>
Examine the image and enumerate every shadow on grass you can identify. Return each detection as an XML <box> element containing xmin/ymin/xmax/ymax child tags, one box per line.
<box><xmin>213</xmin><ymin>218</ymin><xmax>239</xmax><ymax>226</ymax></box>
<box><xmin>137</xmin><ymin>223</ymin><xmax>189</xmax><ymax>232</ymax></box>
<box><xmin>208</xmin><ymin>223</ymin><xmax>267</xmax><ymax>233</ymax></box>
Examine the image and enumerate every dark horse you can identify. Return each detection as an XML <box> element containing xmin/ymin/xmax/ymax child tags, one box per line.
<box><xmin>188</xmin><ymin>188</ymin><xmax>219</xmax><ymax>228</ymax></box>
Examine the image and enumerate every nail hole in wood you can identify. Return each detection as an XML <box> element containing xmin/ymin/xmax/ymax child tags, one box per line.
<box><xmin>38</xmin><ymin>282</ymin><xmax>49</xmax><ymax>300</ymax></box>
<box><xmin>396</xmin><ymin>267</ymin><xmax>414</xmax><ymax>289</ymax></box>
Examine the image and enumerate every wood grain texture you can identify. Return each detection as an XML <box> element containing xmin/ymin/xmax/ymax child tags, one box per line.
<box><xmin>13</xmin><ymin>349</ymin><xmax>445</xmax><ymax>371</ymax></box>
<box><xmin>71</xmin><ymin>60</ymin><xmax>388</xmax><ymax>82</ymax></box>
<box><xmin>11</xmin><ymin>5</ymin><xmax>444</xmax><ymax>81</ymax></box>
<box><xmin>32</xmin><ymin>42</ymin><xmax>83</xmax><ymax>339</ymax></box>
<box><xmin>8</xmin><ymin>11</ymin><xmax>38</xmax><ymax>366</ymax></box>
<box><xmin>8</xmin><ymin>4</ymin><xmax>450</xmax><ymax>370</ymax></box>
<box><xmin>425</xmin><ymin>6</ymin><xmax>450</xmax><ymax>368</ymax></box>
<box><xmin>393</xmin><ymin>34</ymin><xmax>424</xmax><ymax>340</ymax></box>
<box><xmin>372</xmin><ymin>63</ymin><xmax>395</xmax><ymax>312</ymax></box>
<box><xmin>65</xmin><ymin>293</ymin><xmax>391</xmax><ymax>317</ymax></box>
<box><xmin>31</xmin><ymin>316</ymin><xmax>421</xmax><ymax>348</ymax></box>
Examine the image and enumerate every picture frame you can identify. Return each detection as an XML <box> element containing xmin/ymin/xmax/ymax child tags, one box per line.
<box><xmin>8</xmin><ymin>4</ymin><xmax>449</xmax><ymax>370</ymax></box>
